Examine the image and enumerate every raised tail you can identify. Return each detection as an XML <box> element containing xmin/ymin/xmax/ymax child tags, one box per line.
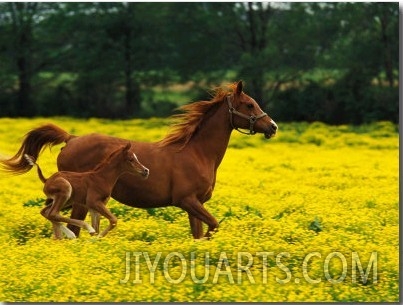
<box><xmin>24</xmin><ymin>154</ymin><xmax>47</xmax><ymax>183</ymax></box>
<box><xmin>0</xmin><ymin>124</ymin><xmax>73</xmax><ymax>175</ymax></box>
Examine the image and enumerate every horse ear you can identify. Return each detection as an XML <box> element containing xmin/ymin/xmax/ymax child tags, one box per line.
<box><xmin>235</xmin><ymin>81</ymin><xmax>243</xmax><ymax>96</ymax></box>
<box><xmin>123</xmin><ymin>142</ymin><xmax>131</xmax><ymax>151</ymax></box>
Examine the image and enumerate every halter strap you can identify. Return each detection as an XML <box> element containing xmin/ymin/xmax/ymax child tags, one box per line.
<box><xmin>226</xmin><ymin>95</ymin><xmax>268</xmax><ymax>135</ymax></box>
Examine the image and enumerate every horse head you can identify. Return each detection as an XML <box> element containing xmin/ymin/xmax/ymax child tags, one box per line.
<box><xmin>121</xmin><ymin>143</ymin><xmax>150</xmax><ymax>179</ymax></box>
<box><xmin>227</xmin><ymin>81</ymin><xmax>278</xmax><ymax>139</ymax></box>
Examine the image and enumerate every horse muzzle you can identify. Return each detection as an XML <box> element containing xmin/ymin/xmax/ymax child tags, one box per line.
<box><xmin>264</xmin><ymin>121</ymin><xmax>278</xmax><ymax>139</ymax></box>
<box><xmin>141</xmin><ymin>167</ymin><xmax>150</xmax><ymax>179</ymax></box>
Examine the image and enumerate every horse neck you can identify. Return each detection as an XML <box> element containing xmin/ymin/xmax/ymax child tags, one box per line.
<box><xmin>93</xmin><ymin>156</ymin><xmax>126</xmax><ymax>188</ymax></box>
<box><xmin>186</xmin><ymin>100</ymin><xmax>232</xmax><ymax>167</ymax></box>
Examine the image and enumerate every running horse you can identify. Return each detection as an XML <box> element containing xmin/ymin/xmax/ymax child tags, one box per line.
<box><xmin>1</xmin><ymin>81</ymin><xmax>278</xmax><ymax>239</ymax></box>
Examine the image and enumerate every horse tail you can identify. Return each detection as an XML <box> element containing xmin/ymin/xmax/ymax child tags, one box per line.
<box><xmin>24</xmin><ymin>154</ymin><xmax>47</xmax><ymax>183</ymax></box>
<box><xmin>0</xmin><ymin>124</ymin><xmax>73</xmax><ymax>175</ymax></box>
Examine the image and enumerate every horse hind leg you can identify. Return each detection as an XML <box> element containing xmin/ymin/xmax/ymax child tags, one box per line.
<box><xmin>41</xmin><ymin>205</ymin><xmax>76</xmax><ymax>239</ymax></box>
<box><xmin>41</xmin><ymin>203</ymin><xmax>63</xmax><ymax>239</ymax></box>
<box><xmin>59</xmin><ymin>224</ymin><xmax>77</xmax><ymax>239</ymax></box>
<box><xmin>50</xmin><ymin>221</ymin><xmax>64</xmax><ymax>240</ymax></box>
<box><xmin>51</xmin><ymin>221</ymin><xmax>76</xmax><ymax>239</ymax></box>
<box><xmin>49</xmin><ymin>208</ymin><xmax>96</xmax><ymax>236</ymax></box>
<box><xmin>43</xmin><ymin>178</ymin><xmax>95</xmax><ymax>237</ymax></box>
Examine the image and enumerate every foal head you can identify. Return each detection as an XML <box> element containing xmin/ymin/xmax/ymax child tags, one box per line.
<box><xmin>112</xmin><ymin>143</ymin><xmax>149</xmax><ymax>179</ymax></box>
<box><xmin>227</xmin><ymin>81</ymin><xmax>278</xmax><ymax>139</ymax></box>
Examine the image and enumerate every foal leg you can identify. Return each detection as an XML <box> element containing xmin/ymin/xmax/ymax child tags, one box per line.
<box><xmin>67</xmin><ymin>204</ymin><xmax>88</xmax><ymax>237</ymax></box>
<box><xmin>41</xmin><ymin>204</ymin><xmax>71</xmax><ymax>239</ymax></box>
<box><xmin>58</xmin><ymin>223</ymin><xmax>77</xmax><ymax>239</ymax></box>
<box><xmin>43</xmin><ymin>200</ymin><xmax>95</xmax><ymax>237</ymax></box>
<box><xmin>42</xmin><ymin>178</ymin><xmax>95</xmax><ymax>237</ymax></box>
<box><xmin>49</xmin><ymin>212</ymin><xmax>96</xmax><ymax>236</ymax></box>
<box><xmin>48</xmin><ymin>221</ymin><xmax>76</xmax><ymax>239</ymax></box>
<box><xmin>179</xmin><ymin>196</ymin><xmax>219</xmax><ymax>238</ymax></box>
<box><xmin>51</xmin><ymin>221</ymin><xmax>64</xmax><ymax>239</ymax></box>
<box><xmin>87</xmin><ymin>202</ymin><xmax>117</xmax><ymax>238</ymax></box>
<box><xmin>41</xmin><ymin>204</ymin><xmax>61</xmax><ymax>239</ymax></box>
<box><xmin>89</xmin><ymin>209</ymin><xmax>100</xmax><ymax>234</ymax></box>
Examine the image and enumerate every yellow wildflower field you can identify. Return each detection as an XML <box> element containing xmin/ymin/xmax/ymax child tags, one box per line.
<box><xmin>0</xmin><ymin>117</ymin><xmax>398</xmax><ymax>302</ymax></box>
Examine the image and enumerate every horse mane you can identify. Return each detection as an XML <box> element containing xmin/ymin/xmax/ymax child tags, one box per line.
<box><xmin>159</xmin><ymin>83</ymin><xmax>237</xmax><ymax>149</ymax></box>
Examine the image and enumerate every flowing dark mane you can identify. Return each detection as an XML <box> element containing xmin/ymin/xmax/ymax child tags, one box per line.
<box><xmin>159</xmin><ymin>83</ymin><xmax>237</xmax><ymax>148</ymax></box>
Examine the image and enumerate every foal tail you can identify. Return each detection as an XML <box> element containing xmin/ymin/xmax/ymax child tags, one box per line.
<box><xmin>0</xmin><ymin>124</ymin><xmax>73</xmax><ymax>175</ymax></box>
<box><xmin>24</xmin><ymin>154</ymin><xmax>47</xmax><ymax>183</ymax></box>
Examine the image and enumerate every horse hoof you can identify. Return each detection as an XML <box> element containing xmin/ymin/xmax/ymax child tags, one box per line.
<box><xmin>88</xmin><ymin>226</ymin><xmax>96</xmax><ymax>235</ymax></box>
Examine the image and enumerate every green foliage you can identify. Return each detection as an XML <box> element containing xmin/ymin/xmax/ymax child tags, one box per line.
<box><xmin>308</xmin><ymin>217</ymin><xmax>323</xmax><ymax>233</ymax></box>
<box><xmin>12</xmin><ymin>222</ymin><xmax>52</xmax><ymax>245</ymax></box>
<box><xmin>0</xmin><ymin>3</ymin><xmax>398</xmax><ymax>123</ymax></box>
<box><xmin>23</xmin><ymin>198</ymin><xmax>46</xmax><ymax>207</ymax></box>
<box><xmin>273</xmin><ymin>78</ymin><xmax>398</xmax><ymax>124</ymax></box>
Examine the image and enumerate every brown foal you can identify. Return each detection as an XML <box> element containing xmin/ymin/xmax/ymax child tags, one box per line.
<box><xmin>24</xmin><ymin>143</ymin><xmax>149</xmax><ymax>239</ymax></box>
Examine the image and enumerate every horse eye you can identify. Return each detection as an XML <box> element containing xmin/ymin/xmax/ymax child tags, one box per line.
<box><xmin>247</xmin><ymin>104</ymin><xmax>254</xmax><ymax>109</ymax></box>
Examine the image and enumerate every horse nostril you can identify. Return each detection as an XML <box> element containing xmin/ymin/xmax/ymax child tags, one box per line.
<box><xmin>272</xmin><ymin>124</ymin><xmax>278</xmax><ymax>131</ymax></box>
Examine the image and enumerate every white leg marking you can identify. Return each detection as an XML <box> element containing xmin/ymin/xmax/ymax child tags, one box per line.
<box><xmin>59</xmin><ymin>224</ymin><xmax>77</xmax><ymax>239</ymax></box>
<box><xmin>89</xmin><ymin>209</ymin><xmax>100</xmax><ymax>233</ymax></box>
<box><xmin>84</xmin><ymin>222</ymin><xmax>96</xmax><ymax>234</ymax></box>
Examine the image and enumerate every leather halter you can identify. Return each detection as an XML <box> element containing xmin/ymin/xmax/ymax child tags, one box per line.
<box><xmin>226</xmin><ymin>95</ymin><xmax>268</xmax><ymax>135</ymax></box>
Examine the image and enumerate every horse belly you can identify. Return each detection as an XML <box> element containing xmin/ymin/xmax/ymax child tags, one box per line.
<box><xmin>111</xmin><ymin>174</ymin><xmax>173</xmax><ymax>209</ymax></box>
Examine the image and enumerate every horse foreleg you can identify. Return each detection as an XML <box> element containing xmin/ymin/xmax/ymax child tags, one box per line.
<box><xmin>51</xmin><ymin>221</ymin><xmax>64</xmax><ymax>239</ymax></box>
<box><xmin>67</xmin><ymin>204</ymin><xmax>88</xmax><ymax>237</ymax></box>
<box><xmin>188</xmin><ymin>214</ymin><xmax>204</xmax><ymax>239</ymax></box>
<box><xmin>87</xmin><ymin>202</ymin><xmax>117</xmax><ymax>238</ymax></box>
<box><xmin>89</xmin><ymin>209</ymin><xmax>100</xmax><ymax>233</ymax></box>
<box><xmin>179</xmin><ymin>198</ymin><xmax>218</xmax><ymax>238</ymax></box>
<box><xmin>53</xmin><ymin>222</ymin><xmax>76</xmax><ymax>239</ymax></box>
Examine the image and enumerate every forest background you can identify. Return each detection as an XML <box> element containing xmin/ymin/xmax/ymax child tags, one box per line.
<box><xmin>0</xmin><ymin>2</ymin><xmax>399</xmax><ymax>124</ymax></box>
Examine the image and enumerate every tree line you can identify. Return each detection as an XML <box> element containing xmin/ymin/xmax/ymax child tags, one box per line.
<box><xmin>0</xmin><ymin>2</ymin><xmax>399</xmax><ymax>124</ymax></box>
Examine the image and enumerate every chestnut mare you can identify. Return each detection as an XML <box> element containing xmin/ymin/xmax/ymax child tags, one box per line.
<box><xmin>1</xmin><ymin>81</ymin><xmax>278</xmax><ymax>239</ymax></box>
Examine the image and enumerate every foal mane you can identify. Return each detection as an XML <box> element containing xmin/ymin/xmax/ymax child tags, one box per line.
<box><xmin>92</xmin><ymin>146</ymin><xmax>124</xmax><ymax>171</ymax></box>
<box><xmin>159</xmin><ymin>83</ymin><xmax>237</xmax><ymax>149</ymax></box>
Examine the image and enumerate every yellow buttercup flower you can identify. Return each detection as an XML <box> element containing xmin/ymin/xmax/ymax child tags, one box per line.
<box><xmin>0</xmin><ymin>118</ymin><xmax>398</xmax><ymax>302</ymax></box>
